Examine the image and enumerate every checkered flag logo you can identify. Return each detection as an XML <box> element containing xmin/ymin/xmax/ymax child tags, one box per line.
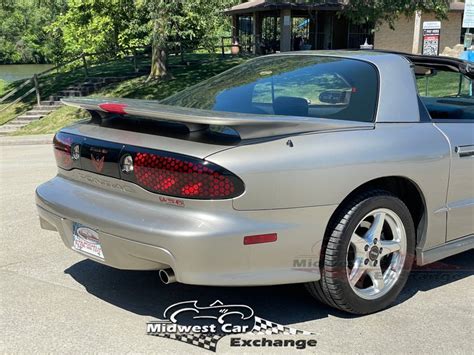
<box><xmin>150</xmin><ymin>331</ymin><xmax>224</xmax><ymax>352</ymax></box>
<box><xmin>147</xmin><ymin>300</ymin><xmax>315</xmax><ymax>352</ymax></box>
<box><xmin>148</xmin><ymin>317</ymin><xmax>314</xmax><ymax>352</ymax></box>
<box><xmin>251</xmin><ymin>316</ymin><xmax>314</xmax><ymax>336</ymax></box>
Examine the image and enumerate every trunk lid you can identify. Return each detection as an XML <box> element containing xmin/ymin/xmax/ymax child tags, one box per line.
<box><xmin>61</xmin><ymin>123</ymin><xmax>234</xmax><ymax>159</ymax></box>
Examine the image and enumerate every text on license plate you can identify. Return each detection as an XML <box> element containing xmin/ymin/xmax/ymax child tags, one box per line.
<box><xmin>72</xmin><ymin>223</ymin><xmax>104</xmax><ymax>259</ymax></box>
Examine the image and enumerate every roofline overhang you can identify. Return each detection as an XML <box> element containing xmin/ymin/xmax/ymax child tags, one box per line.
<box><xmin>224</xmin><ymin>3</ymin><xmax>345</xmax><ymax>16</ymax></box>
<box><xmin>225</xmin><ymin>1</ymin><xmax>465</xmax><ymax>16</ymax></box>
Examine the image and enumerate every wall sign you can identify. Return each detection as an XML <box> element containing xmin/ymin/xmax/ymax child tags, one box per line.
<box><xmin>422</xmin><ymin>21</ymin><xmax>441</xmax><ymax>56</ymax></box>
<box><xmin>463</xmin><ymin>0</ymin><xmax>474</xmax><ymax>28</ymax></box>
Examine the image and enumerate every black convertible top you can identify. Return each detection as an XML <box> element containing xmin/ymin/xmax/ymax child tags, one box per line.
<box><xmin>371</xmin><ymin>50</ymin><xmax>474</xmax><ymax>79</ymax></box>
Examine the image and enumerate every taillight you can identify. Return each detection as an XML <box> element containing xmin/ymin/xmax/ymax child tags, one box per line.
<box><xmin>125</xmin><ymin>150</ymin><xmax>244</xmax><ymax>200</ymax></box>
<box><xmin>53</xmin><ymin>132</ymin><xmax>73</xmax><ymax>170</ymax></box>
<box><xmin>52</xmin><ymin>131</ymin><xmax>245</xmax><ymax>200</ymax></box>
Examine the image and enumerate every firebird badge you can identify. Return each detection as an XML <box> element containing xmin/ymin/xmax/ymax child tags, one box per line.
<box><xmin>90</xmin><ymin>152</ymin><xmax>106</xmax><ymax>173</ymax></box>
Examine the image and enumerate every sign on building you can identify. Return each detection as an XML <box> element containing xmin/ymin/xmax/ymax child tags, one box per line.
<box><xmin>463</xmin><ymin>0</ymin><xmax>474</xmax><ymax>28</ymax></box>
<box><xmin>422</xmin><ymin>21</ymin><xmax>441</xmax><ymax>56</ymax></box>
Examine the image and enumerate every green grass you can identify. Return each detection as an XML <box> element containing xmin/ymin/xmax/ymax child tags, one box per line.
<box><xmin>0</xmin><ymin>58</ymin><xmax>149</xmax><ymax>128</ymax></box>
<box><xmin>11</xmin><ymin>55</ymin><xmax>247</xmax><ymax>135</ymax></box>
<box><xmin>11</xmin><ymin>106</ymin><xmax>88</xmax><ymax>135</ymax></box>
<box><xmin>95</xmin><ymin>57</ymin><xmax>245</xmax><ymax>100</ymax></box>
<box><xmin>0</xmin><ymin>79</ymin><xmax>7</xmax><ymax>96</ymax></box>
<box><xmin>417</xmin><ymin>71</ymin><xmax>471</xmax><ymax>97</ymax></box>
<box><xmin>0</xmin><ymin>102</ymin><xmax>32</xmax><ymax>125</ymax></box>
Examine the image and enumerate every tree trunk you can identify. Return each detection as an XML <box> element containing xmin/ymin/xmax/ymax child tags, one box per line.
<box><xmin>148</xmin><ymin>45</ymin><xmax>169</xmax><ymax>80</ymax></box>
<box><xmin>147</xmin><ymin>16</ymin><xmax>170</xmax><ymax>81</ymax></box>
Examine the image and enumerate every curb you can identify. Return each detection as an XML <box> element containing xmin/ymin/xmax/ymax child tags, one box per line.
<box><xmin>0</xmin><ymin>134</ymin><xmax>54</xmax><ymax>146</ymax></box>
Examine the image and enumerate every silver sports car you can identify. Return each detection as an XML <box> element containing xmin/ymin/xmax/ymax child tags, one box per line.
<box><xmin>36</xmin><ymin>51</ymin><xmax>474</xmax><ymax>314</ymax></box>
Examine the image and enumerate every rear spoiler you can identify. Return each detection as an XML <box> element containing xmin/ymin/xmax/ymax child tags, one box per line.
<box><xmin>61</xmin><ymin>97</ymin><xmax>373</xmax><ymax>140</ymax></box>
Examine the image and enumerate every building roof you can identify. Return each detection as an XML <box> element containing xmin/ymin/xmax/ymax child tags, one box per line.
<box><xmin>225</xmin><ymin>0</ymin><xmax>345</xmax><ymax>15</ymax></box>
<box><xmin>225</xmin><ymin>1</ymin><xmax>464</xmax><ymax>15</ymax></box>
<box><xmin>227</xmin><ymin>0</ymin><xmax>265</xmax><ymax>13</ymax></box>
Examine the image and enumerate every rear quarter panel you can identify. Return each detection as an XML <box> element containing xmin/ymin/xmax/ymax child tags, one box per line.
<box><xmin>207</xmin><ymin>122</ymin><xmax>451</xmax><ymax>250</ymax></box>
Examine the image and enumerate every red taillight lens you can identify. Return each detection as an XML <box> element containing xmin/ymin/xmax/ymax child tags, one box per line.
<box><xmin>52</xmin><ymin>131</ymin><xmax>245</xmax><ymax>200</ymax></box>
<box><xmin>53</xmin><ymin>132</ymin><xmax>73</xmax><ymax>170</ymax></box>
<box><xmin>132</xmin><ymin>152</ymin><xmax>244</xmax><ymax>199</ymax></box>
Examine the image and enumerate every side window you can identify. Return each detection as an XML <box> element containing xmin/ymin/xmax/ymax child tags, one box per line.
<box><xmin>416</xmin><ymin>70</ymin><xmax>472</xmax><ymax>98</ymax></box>
<box><xmin>415</xmin><ymin>66</ymin><xmax>474</xmax><ymax>121</ymax></box>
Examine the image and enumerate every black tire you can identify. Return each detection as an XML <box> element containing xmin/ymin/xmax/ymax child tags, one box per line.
<box><xmin>305</xmin><ymin>190</ymin><xmax>416</xmax><ymax>314</ymax></box>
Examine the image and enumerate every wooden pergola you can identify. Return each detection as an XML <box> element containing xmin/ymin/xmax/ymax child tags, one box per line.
<box><xmin>224</xmin><ymin>0</ymin><xmax>372</xmax><ymax>54</ymax></box>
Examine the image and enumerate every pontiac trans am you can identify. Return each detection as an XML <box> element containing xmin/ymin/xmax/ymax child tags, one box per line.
<box><xmin>36</xmin><ymin>51</ymin><xmax>474</xmax><ymax>314</ymax></box>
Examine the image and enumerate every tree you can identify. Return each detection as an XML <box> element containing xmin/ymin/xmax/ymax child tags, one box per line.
<box><xmin>146</xmin><ymin>0</ymin><xmax>176</xmax><ymax>81</ymax></box>
<box><xmin>48</xmin><ymin>0</ymin><xmax>150</xmax><ymax>60</ymax></box>
<box><xmin>146</xmin><ymin>0</ymin><xmax>239</xmax><ymax>81</ymax></box>
<box><xmin>0</xmin><ymin>0</ymin><xmax>68</xmax><ymax>64</ymax></box>
<box><xmin>339</xmin><ymin>0</ymin><xmax>450</xmax><ymax>29</ymax></box>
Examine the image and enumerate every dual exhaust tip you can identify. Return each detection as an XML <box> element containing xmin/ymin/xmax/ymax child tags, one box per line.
<box><xmin>159</xmin><ymin>268</ymin><xmax>176</xmax><ymax>284</ymax></box>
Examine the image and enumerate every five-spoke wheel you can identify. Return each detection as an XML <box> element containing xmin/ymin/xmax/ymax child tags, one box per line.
<box><xmin>347</xmin><ymin>208</ymin><xmax>407</xmax><ymax>300</ymax></box>
<box><xmin>306</xmin><ymin>190</ymin><xmax>415</xmax><ymax>314</ymax></box>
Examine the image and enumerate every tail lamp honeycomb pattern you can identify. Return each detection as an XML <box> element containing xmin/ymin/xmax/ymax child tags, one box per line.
<box><xmin>133</xmin><ymin>153</ymin><xmax>236</xmax><ymax>199</ymax></box>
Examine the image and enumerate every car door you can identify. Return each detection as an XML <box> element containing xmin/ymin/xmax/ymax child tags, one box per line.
<box><xmin>435</xmin><ymin>122</ymin><xmax>474</xmax><ymax>241</ymax></box>
<box><xmin>418</xmin><ymin>69</ymin><xmax>474</xmax><ymax>241</ymax></box>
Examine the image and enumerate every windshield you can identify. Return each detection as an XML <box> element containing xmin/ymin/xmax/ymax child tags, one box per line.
<box><xmin>162</xmin><ymin>55</ymin><xmax>379</xmax><ymax>122</ymax></box>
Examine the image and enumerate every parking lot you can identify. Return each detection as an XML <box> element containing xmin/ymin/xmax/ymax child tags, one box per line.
<box><xmin>1</xmin><ymin>143</ymin><xmax>473</xmax><ymax>354</ymax></box>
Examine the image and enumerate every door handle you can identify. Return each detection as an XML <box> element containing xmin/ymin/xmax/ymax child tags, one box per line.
<box><xmin>455</xmin><ymin>145</ymin><xmax>474</xmax><ymax>158</ymax></box>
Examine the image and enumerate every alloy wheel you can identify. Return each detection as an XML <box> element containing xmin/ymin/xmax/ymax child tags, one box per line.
<box><xmin>346</xmin><ymin>208</ymin><xmax>407</xmax><ymax>300</ymax></box>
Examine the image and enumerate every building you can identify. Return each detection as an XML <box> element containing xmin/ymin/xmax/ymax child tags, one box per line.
<box><xmin>225</xmin><ymin>0</ymin><xmax>466</xmax><ymax>54</ymax></box>
<box><xmin>375</xmin><ymin>2</ymin><xmax>466</xmax><ymax>54</ymax></box>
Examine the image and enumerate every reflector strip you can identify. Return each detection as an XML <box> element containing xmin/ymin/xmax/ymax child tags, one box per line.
<box><xmin>243</xmin><ymin>233</ymin><xmax>278</xmax><ymax>245</ymax></box>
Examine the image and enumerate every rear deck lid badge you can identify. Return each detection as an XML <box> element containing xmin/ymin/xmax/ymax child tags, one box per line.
<box><xmin>91</xmin><ymin>154</ymin><xmax>105</xmax><ymax>172</ymax></box>
<box><xmin>90</xmin><ymin>147</ymin><xmax>108</xmax><ymax>173</ymax></box>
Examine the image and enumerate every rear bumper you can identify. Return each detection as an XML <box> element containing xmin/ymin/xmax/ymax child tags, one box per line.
<box><xmin>36</xmin><ymin>175</ymin><xmax>336</xmax><ymax>286</ymax></box>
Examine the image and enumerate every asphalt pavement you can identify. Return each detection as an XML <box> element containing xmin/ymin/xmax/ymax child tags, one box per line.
<box><xmin>0</xmin><ymin>143</ymin><xmax>473</xmax><ymax>354</ymax></box>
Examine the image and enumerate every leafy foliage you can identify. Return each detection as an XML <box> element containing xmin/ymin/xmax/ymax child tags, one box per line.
<box><xmin>342</xmin><ymin>0</ymin><xmax>450</xmax><ymax>28</ymax></box>
<box><xmin>0</xmin><ymin>0</ymin><xmax>452</xmax><ymax>66</ymax></box>
<box><xmin>0</xmin><ymin>0</ymin><xmax>67</xmax><ymax>63</ymax></box>
<box><xmin>1</xmin><ymin>0</ymin><xmax>238</xmax><ymax>64</ymax></box>
<box><xmin>143</xmin><ymin>0</ymin><xmax>239</xmax><ymax>79</ymax></box>
<box><xmin>47</xmin><ymin>0</ymin><xmax>150</xmax><ymax>58</ymax></box>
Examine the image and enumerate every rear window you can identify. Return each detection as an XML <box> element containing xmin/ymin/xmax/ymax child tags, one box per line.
<box><xmin>162</xmin><ymin>55</ymin><xmax>379</xmax><ymax>122</ymax></box>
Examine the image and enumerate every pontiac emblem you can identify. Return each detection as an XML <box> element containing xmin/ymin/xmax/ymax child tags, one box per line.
<box><xmin>91</xmin><ymin>154</ymin><xmax>105</xmax><ymax>172</ymax></box>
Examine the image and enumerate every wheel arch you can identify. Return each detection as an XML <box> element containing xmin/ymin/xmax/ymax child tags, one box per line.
<box><xmin>325</xmin><ymin>176</ymin><xmax>427</xmax><ymax>251</ymax></box>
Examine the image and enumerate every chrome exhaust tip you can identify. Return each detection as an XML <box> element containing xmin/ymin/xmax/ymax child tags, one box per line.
<box><xmin>159</xmin><ymin>268</ymin><xmax>176</xmax><ymax>284</ymax></box>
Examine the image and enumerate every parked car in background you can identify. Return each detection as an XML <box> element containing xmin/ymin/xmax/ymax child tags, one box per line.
<box><xmin>36</xmin><ymin>51</ymin><xmax>473</xmax><ymax>314</ymax></box>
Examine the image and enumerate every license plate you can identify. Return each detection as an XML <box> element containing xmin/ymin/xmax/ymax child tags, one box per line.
<box><xmin>72</xmin><ymin>223</ymin><xmax>104</xmax><ymax>259</ymax></box>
